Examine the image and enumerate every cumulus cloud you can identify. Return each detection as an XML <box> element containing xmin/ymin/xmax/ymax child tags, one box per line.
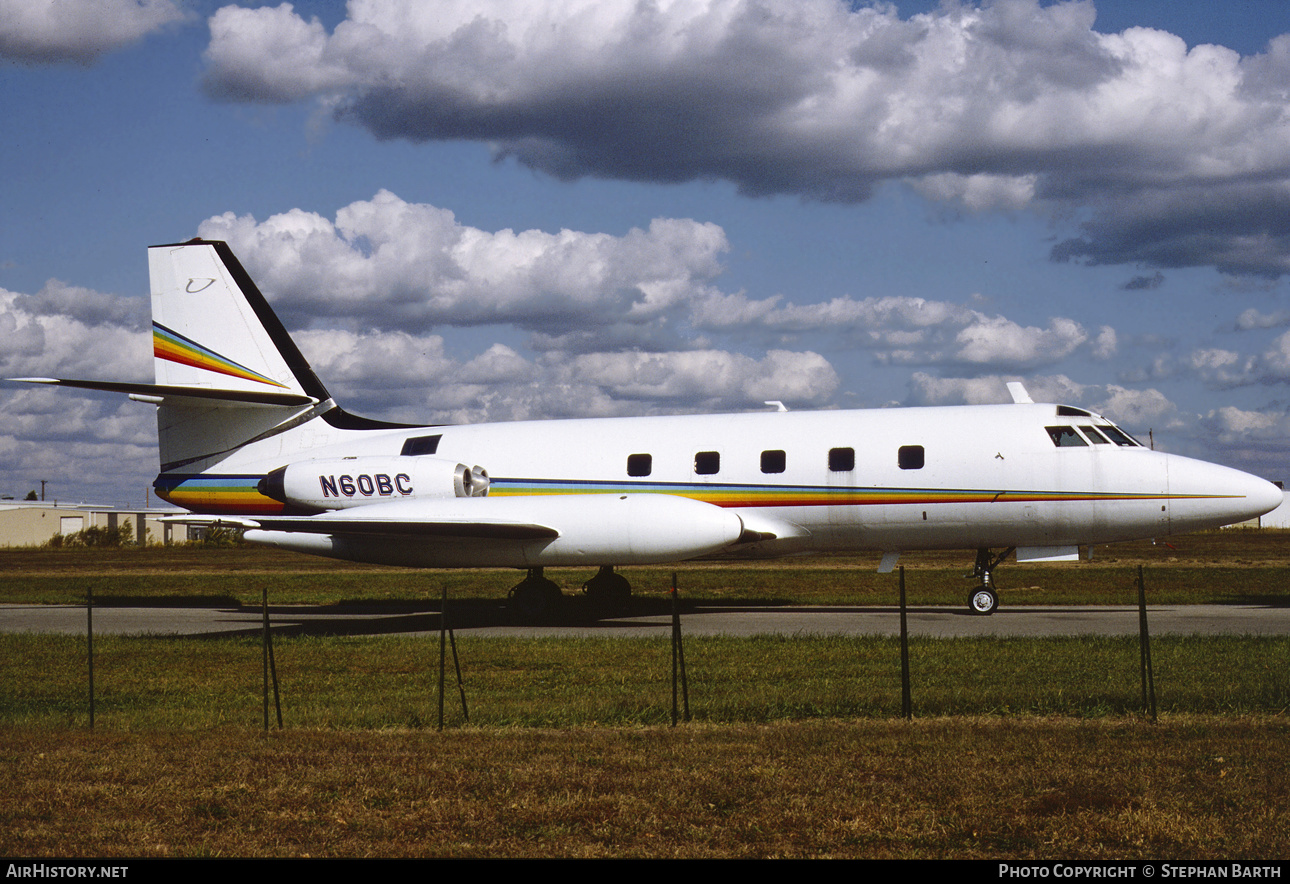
<box><xmin>1235</xmin><ymin>308</ymin><xmax>1290</xmax><ymax>331</ymax></box>
<box><xmin>200</xmin><ymin>190</ymin><xmax>1116</xmax><ymax>379</ymax></box>
<box><xmin>1187</xmin><ymin>347</ymin><xmax>1257</xmax><ymax>388</ymax></box>
<box><xmin>1092</xmin><ymin>384</ymin><xmax>1176</xmax><ymax>428</ymax></box>
<box><xmin>197</xmin><ymin>190</ymin><xmax>728</xmax><ymax>336</ymax></box>
<box><xmin>293</xmin><ymin>329</ymin><xmax>838</xmax><ymax>422</ymax></box>
<box><xmin>1051</xmin><ymin>182</ymin><xmax>1290</xmax><ymax>277</ymax></box>
<box><xmin>1252</xmin><ymin>331</ymin><xmax>1290</xmax><ymax>382</ymax></box>
<box><xmin>692</xmin><ymin>292</ymin><xmax>976</xmax><ymax>336</ymax></box>
<box><xmin>691</xmin><ymin>290</ymin><xmax>1114</xmax><ymax>368</ymax></box>
<box><xmin>1174</xmin><ymin>329</ymin><xmax>1290</xmax><ymax>389</ymax></box>
<box><xmin>905</xmin><ymin>373</ymin><xmax>1019</xmax><ymax>407</ymax></box>
<box><xmin>13</xmin><ymin>279</ymin><xmax>148</xmax><ymax>330</ymax></box>
<box><xmin>952</xmin><ymin>315</ymin><xmax>1088</xmax><ymax>368</ymax></box>
<box><xmin>0</xmin><ymin>286</ymin><xmax>149</xmax><ymax>381</ymax></box>
<box><xmin>202</xmin><ymin>0</ymin><xmax>1290</xmax><ymax>276</ymax></box>
<box><xmin>551</xmin><ymin>349</ymin><xmax>838</xmax><ymax>407</ymax></box>
<box><xmin>193</xmin><ymin>196</ymin><xmax>855</xmax><ymax>419</ymax></box>
<box><xmin>0</xmin><ymin>0</ymin><xmax>185</xmax><ymax>64</ymax></box>
<box><xmin>1204</xmin><ymin>405</ymin><xmax>1288</xmax><ymax>441</ymax></box>
<box><xmin>196</xmin><ymin>188</ymin><xmax>1127</xmax><ymax>394</ymax></box>
<box><xmin>1197</xmin><ymin>405</ymin><xmax>1290</xmax><ymax>476</ymax></box>
<box><xmin>1</xmin><ymin>284</ymin><xmax>155</xmax><ymax>506</ymax></box>
<box><xmin>0</xmin><ymin>387</ymin><xmax>158</xmax><ymax>506</ymax></box>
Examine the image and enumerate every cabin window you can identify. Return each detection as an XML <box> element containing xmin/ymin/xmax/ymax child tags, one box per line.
<box><xmin>627</xmin><ymin>453</ymin><xmax>652</xmax><ymax>477</ymax></box>
<box><xmin>1079</xmin><ymin>425</ymin><xmax>1111</xmax><ymax>445</ymax></box>
<box><xmin>1046</xmin><ymin>426</ymin><xmax>1088</xmax><ymax>447</ymax></box>
<box><xmin>695</xmin><ymin>451</ymin><xmax>720</xmax><ymax>475</ymax></box>
<box><xmin>401</xmin><ymin>434</ymin><xmax>441</xmax><ymax>456</ymax></box>
<box><xmin>761</xmin><ymin>450</ymin><xmax>786</xmax><ymax>474</ymax></box>
<box><xmin>898</xmin><ymin>445</ymin><xmax>924</xmax><ymax>470</ymax></box>
<box><xmin>828</xmin><ymin>447</ymin><xmax>855</xmax><ymax>472</ymax></box>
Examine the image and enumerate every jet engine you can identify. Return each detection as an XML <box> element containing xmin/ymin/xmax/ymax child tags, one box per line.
<box><xmin>258</xmin><ymin>456</ymin><xmax>489</xmax><ymax>511</ymax></box>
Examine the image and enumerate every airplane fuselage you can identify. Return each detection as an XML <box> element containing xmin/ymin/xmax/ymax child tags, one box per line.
<box><xmin>154</xmin><ymin>401</ymin><xmax>1281</xmax><ymax>569</ymax></box>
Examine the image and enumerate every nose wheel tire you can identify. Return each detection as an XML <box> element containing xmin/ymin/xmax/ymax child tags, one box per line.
<box><xmin>969</xmin><ymin>586</ymin><xmax>998</xmax><ymax>616</ymax></box>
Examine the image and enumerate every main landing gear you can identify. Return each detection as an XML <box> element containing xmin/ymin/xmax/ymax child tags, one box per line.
<box><xmin>507</xmin><ymin>566</ymin><xmax>633</xmax><ymax>621</ymax></box>
<box><xmin>508</xmin><ymin>567</ymin><xmax>563</xmax><ymax>621</ymax></box>
<box><xmin>582</xmin><ymin>565</ymin><xmax>632</xmax><ymax>612</ymax></box>
<box><xmin>967</xmin><ymin>547</ymin><xmax>1014</xmax><ymax>616</ymax></box>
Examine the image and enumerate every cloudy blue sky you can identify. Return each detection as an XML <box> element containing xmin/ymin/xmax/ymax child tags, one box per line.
<box><xmin>5</xmin><ymin>0</ymin><xmax>1290</xmax><ymax>508</ymax></box>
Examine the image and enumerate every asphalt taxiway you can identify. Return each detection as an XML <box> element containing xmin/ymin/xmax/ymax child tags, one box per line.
<box><xmin>2</xmin><ymin>602</ymin><xmax>1287</xmax><ymax>638</ymax></box>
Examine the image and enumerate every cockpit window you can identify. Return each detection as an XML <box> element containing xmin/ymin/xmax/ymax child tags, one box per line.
<box><xmin>1099</xmin><ymin>425</ymin><xmax>1140</xmax><ymax>447</ymax></box>
<box><xmin>1046</xmin><ymin>426</ymin><xmax>1088</xmax><ymax>447</ymax></box>
<box><xmin>1079</xmin><ymin>425</ymin><xmax>1111</xmax><ymax>444</ymax></box>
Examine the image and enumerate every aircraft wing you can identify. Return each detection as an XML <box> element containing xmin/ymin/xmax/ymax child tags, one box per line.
<box><xmin>165</xmin><ymin>493</ymin><xmax>755</xmax><ymax>567</ymax></box>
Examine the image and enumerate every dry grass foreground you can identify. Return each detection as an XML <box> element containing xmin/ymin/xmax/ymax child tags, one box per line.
<box><xmin>3</xmin><ymin>716</ymin><xmax>1286</xmax><ymax>858</ymax></box>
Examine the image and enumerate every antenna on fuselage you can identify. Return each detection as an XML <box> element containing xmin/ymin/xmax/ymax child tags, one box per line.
<box><xmin>764</xmin><ymin>400</ymin><xmax>788</xmax><ymax>412</ymax></box>
<box><xmin>1006</xmin><ymin>382</ymin><xmax>1033</xmax><ymax>404</ymax></box>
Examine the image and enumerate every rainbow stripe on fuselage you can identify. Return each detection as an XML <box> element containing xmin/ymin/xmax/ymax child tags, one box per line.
<box><xmin>154</xmin><ymin>472</ymin><xmax>1215</xmax><ymax>517</ymax></box>
<box><xmin>154</xmin><ymin>473</ymin><xmax>285</xmax><ymax>515</ymax></box>
<box><xmin>486</xmin><ymin>477</ymin><xmax>1195</xmax><ymax>507</ymax></box>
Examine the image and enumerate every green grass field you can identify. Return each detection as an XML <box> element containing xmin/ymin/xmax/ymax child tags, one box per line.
<box><xmin>3</xmin><ymin>633</ymin><xmax>1288</xmax><ymax>729</ymax></box>
<box><xmin>2</xmin><ymin>529</ymin><xmax>1289</xmax><ymax>607</ymax></box>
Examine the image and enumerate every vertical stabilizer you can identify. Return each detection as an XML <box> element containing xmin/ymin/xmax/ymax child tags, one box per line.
<box><xmin>148</xmin><ymin>240</ymin><xmax>334</xmax><ymax>475</ymax></box>
<box><xmin>149</xmin><ymin>240</ymin><xmax>328</xmax><ymax>400</ymax></box>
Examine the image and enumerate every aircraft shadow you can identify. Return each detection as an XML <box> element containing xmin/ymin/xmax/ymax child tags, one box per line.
<box><xmin>141</xmin><ymin>597</ymin><xmax>1167</xmax><ymax>640</ymax></box>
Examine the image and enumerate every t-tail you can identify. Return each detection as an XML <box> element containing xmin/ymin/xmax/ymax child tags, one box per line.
<box><xmin>15</xmin><ymin>239</ymin><xmax>418</xmax><ymax>514</ymax></box>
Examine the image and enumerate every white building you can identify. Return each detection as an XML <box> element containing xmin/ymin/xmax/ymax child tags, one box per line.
<box><xmin>0</xmin><ymin>501</ymin><xmax>187</xmax><ymax>547</ymax></box>
<box><xmin>1255</xmin><ymin>487</ymin><xmax>1290</xmax><ymax>529</ymax></box>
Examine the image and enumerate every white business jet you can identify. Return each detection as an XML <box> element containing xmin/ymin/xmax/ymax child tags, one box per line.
<box><xmin>16</xmin><ymin>240</ymin><xmax>1284</xmax><ymax>616</ymax></box>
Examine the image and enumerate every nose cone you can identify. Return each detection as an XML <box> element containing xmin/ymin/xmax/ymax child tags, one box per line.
<box><xmin>1166</xmin><ymin>455</ymin><xmax>1284</xmax><ymax>531</ymax></box>
<box><xmin>1247</xmin><ymin>473</ymin><xmax>1286</xmax><ymax>519</ymax></box>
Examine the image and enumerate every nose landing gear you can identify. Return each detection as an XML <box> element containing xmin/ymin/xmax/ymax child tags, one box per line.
<box><xmin>967</xmin><ymin>547</ymin><xmax>1013</xmax><ymax>616</ymax></box>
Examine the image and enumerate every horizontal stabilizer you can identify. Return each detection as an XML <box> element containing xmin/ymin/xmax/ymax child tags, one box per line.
<box><xmin>10</xmin><ymin>377</ymin><xmax>316</xmax><ymax>407</ymax></box>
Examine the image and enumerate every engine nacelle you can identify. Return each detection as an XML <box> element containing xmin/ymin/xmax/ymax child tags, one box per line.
<box><xmin>259</xmin><ymin>457</ymin><xmax>489</xmax><ymax>511</ymax></box>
